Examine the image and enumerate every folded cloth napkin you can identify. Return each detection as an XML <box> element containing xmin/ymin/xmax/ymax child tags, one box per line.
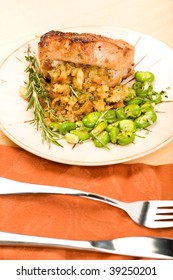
<box><xmin>0</xmin><ymin>144</ymin><xmax>173</xmax><ymax>260</ymax></box>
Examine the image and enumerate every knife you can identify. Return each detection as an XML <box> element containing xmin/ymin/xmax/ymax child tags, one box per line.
<box><xmin>0</xmin><ymin>231</ymin><xmax>172</xmax><ymax>259</ymax></box>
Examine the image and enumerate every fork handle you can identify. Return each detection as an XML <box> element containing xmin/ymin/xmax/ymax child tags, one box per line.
<box><xmin>0</xmin><ymin>177</ymin><xmax>126</xmax><ymax>210</ymax></box>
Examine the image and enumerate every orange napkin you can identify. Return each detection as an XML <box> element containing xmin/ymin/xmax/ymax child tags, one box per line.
<box><xmin>0</xmin><ymin>144</ymin><xmax>173</xmax><ymax>260</ymax></box>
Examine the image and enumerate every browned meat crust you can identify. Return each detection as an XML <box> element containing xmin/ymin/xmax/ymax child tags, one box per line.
<box><xmin>38</xmin><ymin>30</ymin><xmax>135</xmax><ymax>80</ymax></box>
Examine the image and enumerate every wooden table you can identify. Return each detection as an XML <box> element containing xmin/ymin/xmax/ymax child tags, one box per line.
<box><xmin>0</xmin><ymin>0</ymin><xmax>173</xmax><ymax>165</ymax></box>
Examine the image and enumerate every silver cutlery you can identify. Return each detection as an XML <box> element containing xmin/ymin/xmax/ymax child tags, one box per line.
<box><xmin>0</xmin><ymin>231</ymin><xmax>172</xmax><ymax>259</ymax></box>
<box><xmin>0</xmin><ymin>177</ymin><xmax>173</xmax><ymax>228</ymax></box>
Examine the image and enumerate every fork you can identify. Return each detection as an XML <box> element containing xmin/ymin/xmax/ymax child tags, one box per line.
<box><xmin>0</xmin><ymin>231</ymin><xmax>173</xmax><ymax>259</ymax></box>
<box><xmin>0</xmin><ymin>177</ymin><xmax>173</xmax><ymax>228</ymax></box>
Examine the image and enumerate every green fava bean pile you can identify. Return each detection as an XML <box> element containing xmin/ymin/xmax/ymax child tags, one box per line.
<box><xmin>49</xmin><ymin>71</ymin><xmax>162</xmax><ymax>149</ymax></box>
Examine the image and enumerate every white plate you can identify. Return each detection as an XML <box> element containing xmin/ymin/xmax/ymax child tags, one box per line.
<box><xmin>0</xmin><ymin>26</ymin><xmax>173</xmax><ymax>166</ymax></box>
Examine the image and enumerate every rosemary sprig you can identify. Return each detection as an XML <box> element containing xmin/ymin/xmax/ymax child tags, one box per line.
<box><xmin>24</xmin><ymin>52</ymin><xmax>63</xmax><ymax>147</ymax></box>
<box><xmin>70</xmin><ymin>85</ymin><xmax>79</xmax><ymax>99</ymax></box>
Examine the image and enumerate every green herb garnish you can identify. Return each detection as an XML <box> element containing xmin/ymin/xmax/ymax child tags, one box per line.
<box><xmin>24</xmin><ymin>50</ymin><xmax>63</xmax><ymax>147</ymax></box>
<box><xmin>70</xmin><ymin>85</ymin><xmax>79</xmax><ymax>99</ymax></box>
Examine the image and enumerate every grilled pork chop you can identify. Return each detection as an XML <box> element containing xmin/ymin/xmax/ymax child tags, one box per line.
<box><xmin>37</xmin><ymin>31</ymin><xmax>135</xmax><ymax>122</ymax></box>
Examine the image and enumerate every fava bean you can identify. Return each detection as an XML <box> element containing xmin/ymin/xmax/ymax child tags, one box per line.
<box><xmin>141</xmin><ymin>102</ymin><xmax>154</xmax><ymax>113</ymax></box>
<box><xmin>59</xmin><ymin>122</ymin><xmax>76</xmax><ymax>135</ymax></box>
<box><xmin>132</xmin><ymin>81</ymin><xmax>142</xmax><ymax>91</ymax></box>
<box><xmin>119</xmin><ymin>119</ymin><xmax>136</xmax><ymax>132</ymax></box>
<box><xmin>136</xmin><ymin>88</ymin><xmax>148</xmax><ymax>98</ymax></box>
<box><xmin>125</xmin><ymin>97</ymin><xmax>144</xmax><ymax>105</ymax></box>
<box><xmin>142</xmin><ymin>81</ymin><xmax>153</xmax><ymax>92</ymax></box>
<box><xmin>82</xmin><ymin>112</ymin><xmax>101</xmax><ymax>128</ymax></box>
<box><xmin>70</xmin><ymin>128</ymin><xmax>90</xmax><ymax>141</ymax></box>
<box><xmin>93</xmin><ymin>131</ymin><xmax>110</xmax><ymax>148</ymax></box>
<box><xmin>117</xmin><ymin>131</ymin><xmax>135</xmax><ymax>146</ymax></box>
<box><xmin>106</xmin><ymin>122</ymin><xmax>119</xmax><ymax>132</ymax></box>
<box><xmin>65</xmin><ymin>133</ymin><xmax>79</xmax><ymax>144</ymax></box>
<box><xmin>135</xmin><ymin>110</ymin><xmax>157</xmax><ymax>129</ymax></box>
<box><xmin>135</xmin><ymin>71</ymin><xmax>155</xmax><ymax>83</ymax></box>
<box><xmin>104</xmin><ymin>109</ymin><xmax>117</xmax><ymax>123</ymax></box>
<box><xmin>116</xmin><ymin>107</ymin><xmax>126</xmax><ymax>120</ymax></box>
<box><xmin>76</xmin><ymin>121</ymin><xmax>84</xmax><ymax>127</ymax></box>
<box><xmin>124</xmin><ymin>104</ymin><xmax>141</xmax><ymax>118</ymax></box>
<box><xmin>109</xmin><ymin>126</ymin><xmax>119</xmax><ymax>144</ymax></box>
<box><xmin>136</xmin><ymin>81</ymin><xmax>153</xmax><ymax>98</ymax></box>
<box><xmin>133</xmin><ymin>80</ymin><xmax>153</xmax><ymax>95</ymax></box>
<box><xmin>49</xmin><ymin>122</ymin><xmax>60</xmax><ymax>131</ymax></box>
<box><xmin>90</xmin><ymin>121</ymin><xmax>107</xmax><ymax>137</ymax></box>
<box><xmin>150</xmin><ymin>92</ymin><xmax>162</xmax><ymax>104</ymax></box>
